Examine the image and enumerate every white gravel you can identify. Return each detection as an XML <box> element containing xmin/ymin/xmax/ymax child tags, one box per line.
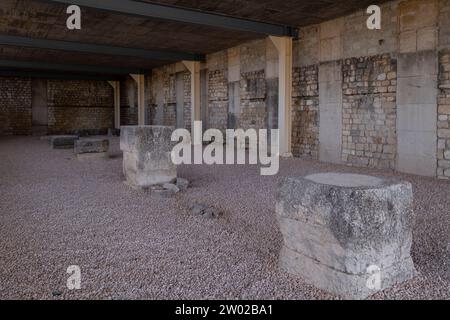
<box><xmin>0</xmin><ymin>136</ymin><xmax>448</xmax><ymax>300</ymax></box>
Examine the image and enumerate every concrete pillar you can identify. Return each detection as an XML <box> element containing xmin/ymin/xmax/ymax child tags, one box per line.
<box><xmin>175</xmin><ymin>72</ymin><xmax>185</xmax><ymax>129</ymax></box>
<box><xmin>397</xmin><ymin>52</ymin><xmax>438</xmax><ymax>177</ymax></box>
<box><xmin>31</xmin><ymin>79</ymin><xmax>48</xmax><ymax>136</ymax></box>
<box><xmin>318</xmin><ymin>18</ymin><xmax>344</xmax><ymax>165</ymax></box>
<box><xmin>108</xmin><ymin>81</ymin><xmax>121</xmax><ymax>129</ymax></box>
<box><xmin>182</xmin><ymin>61</ymin><xmax>201</xmax><ymax>141</ymax></box>
<box><xmin>200</xmin><ymin>69</ymin><xmax>208</xmax><ymax>131</ymax></box>
<box><xmin>130</xmin><ymin>74</ymin><xmax>145</xmax><ymax>125</ymax></box>
<box><xmin>269</xmin><ymin>36</ymin><xmax>293</xmax><ymax>157</ymax></box>
<box><xmin>265</xmin><ymin>38</ymin><xmax>279</xmax><ymax>140</ymax></box>
<box><xmin>318</xmin><ymin>61</ymin><xmax>343</xmax><ymax>164</ymax></box>
<box><xmin>396</xmin><ymin>1</ymin><xmax>438</xmax><ymax>177</ymax></box>
<box><xmin>228</xmin><ymin>47</ymin><xmax>241</xmax><ymax>129</ymax></box>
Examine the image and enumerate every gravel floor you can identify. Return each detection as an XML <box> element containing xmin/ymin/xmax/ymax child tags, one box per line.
<box><xmin>0</xmin><ymin>136</ymin><xmax>448</xmax><ymax>300</ymax></box>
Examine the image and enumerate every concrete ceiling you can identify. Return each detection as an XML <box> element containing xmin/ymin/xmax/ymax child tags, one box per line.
<box><xmin>0</xmin><ymin>0</ymin><xmax>389</xmax><ymax>77</ymax></box>
<box><xmin>147</xmin><ymin>0</ymin><xmax>389</xmax><ymax>27</ymax></box>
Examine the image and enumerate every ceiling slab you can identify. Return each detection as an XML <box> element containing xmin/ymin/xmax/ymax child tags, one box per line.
<box><xmin>0</xmin><ymin>45</ymin><xmax>170</xmax><ymax>69</ymax></box>
<box><xmin>0</xmin><ymin>1</ymin><xmax>261</xmax><ymax>54</ymax></box>
<box><xmin>0</xmin><ymin>0</ymin><xmax>390</xmax><ymax>76</ymax></box>
<box><xmin>145</xmin><ymin>0</ymin><xmax>391</xmax><ymax>27</ymax></box>
<box><xmin>41</xmin><ymin>0</ymin><xmax>298</xmax><ymax>37</ymax></box>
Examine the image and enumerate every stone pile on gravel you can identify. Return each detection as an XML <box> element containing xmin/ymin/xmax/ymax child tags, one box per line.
<box><xmin>190</xmin><ymin>203</ymin><xmax>223</xmax><ymax>219</ymax></box>
<box><xmin>0</xmin><ymin>136</ymin><xmax>448</xmax><ymax>300</ymax></box>
<box><xmin>141</xmin><ymin>178</ymin><xmax>191</xmax><ymax>198</ymax></box>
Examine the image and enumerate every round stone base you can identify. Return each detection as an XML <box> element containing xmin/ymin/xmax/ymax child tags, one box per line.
<box><xmin>276</xmin><ymin>172</ymin><xmax>417</xmax><ymax>299</ymax></box>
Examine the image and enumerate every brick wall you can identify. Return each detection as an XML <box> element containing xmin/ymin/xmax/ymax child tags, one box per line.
<box><xmin>47</xmin><ymin>80</ymin><xmax>114</xmax><ymax>134</ymax></box>
<box><xmin>292</xmin><ymin>65</ymin><xmax>319</xmax><ymax>159</ymax></box>
<box><xmin>438</xmin><ymin>50</ymin><xmax>450</xmax><ymax>179</ymax></box>
<box><xmin>0</xmin><ymin>77</ymin><xmax>32</xmax><ymax>135</ymax></box>
<box><xmin>342</xmin><ymin>55</ymin><xmax>397</xmax><ymax>169</ymax></box>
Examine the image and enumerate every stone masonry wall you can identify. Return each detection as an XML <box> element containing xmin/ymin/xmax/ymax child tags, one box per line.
<box><xmin>239</xmin><ymin>70</ymin><xmax>267</xmax><ymax>130</ymax></box>
<box><xmin>163</xmin><ymin>73</ymin><xmax>176</xmax><ymax>127</ymax></box>
<box><xmin>208</xmin><ymin>70</ymin><xmax>228</xmax><ymax>131</ymax></box>
<box><xmin>120</xmin><ymin>77</ymin><xmax>138</xmax><ymax>126</ymax></box>
<box><xmin>342</xmin><ymin>55</ymin><xmax>397</xmax><ymax>169</ymax></box>
<box><xmin>438</xmin><ymin>50</ymin><xmax>450</xmax><ymax>179</ymax></box>
<box><xmin>148</xmin><ymin>67</ymin><xmax>190</xmax><ymax>129</ymax></box>
<box><xmin>292</xmin><ymin>65</ymin><xmax>319</xmax><ymax>159</ymax></box>
<box><xmin>1</xmin><ymin>0</ymin><xmax>446</xmax><ymax>179</ymax></box>
<box><xmin>183</xmin><ymin>72</ymin><xmax>191</xmax><ymax>131</ymax></box>
<box><xmin>47</xmin><ymin>80</ymin><xmax>114</xmax><ymax>134</ymax></box>
<box><xmin>440</xmin><ymin>0</ymin><xmax>450</xmax><ymax>48</ymax></box>
<box><xmin>437</xmin><ymin>0</ymin><xmax>450</xmax><ymax>179</ymax></box>
<box><xmin>0</xmin><ymin>77</ymin><xmax>32</xmax><ymax>135</ymax></box>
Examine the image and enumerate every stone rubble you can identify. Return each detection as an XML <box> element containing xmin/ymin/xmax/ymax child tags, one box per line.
<box><xmin>190</xmin><ymin>203</ymin><xmax>223</xmax><ymax>219</ymax></box>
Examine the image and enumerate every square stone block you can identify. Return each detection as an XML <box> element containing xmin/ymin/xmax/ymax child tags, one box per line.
<box><xmin>75</xmin><ymin>138</ymin><xmax>109</xmax><ymax>156</ymax></box>
<box><xmin>276</xmin><ymin>173</ymin><xmax>417</xmax><ymax>299</ymax></box>
<box><xmin>120</xmin><ymin>126</ymin><xmax>177</xmax><ymax>188</ymax></box>
<box><xmin>108</xmin><ymin>128</ymin><xmax>121</xmax><ymax>137</ymax></box>
<box><xmin>50</xmin><ymin>135</ymin><xmax>79</xmax><ymax>149</ymax></box>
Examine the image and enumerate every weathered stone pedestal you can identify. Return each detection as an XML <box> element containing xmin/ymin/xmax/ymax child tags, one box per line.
<box><xmin>108</xmin><ymin>128</ymin><xmax>121</xmax><ymax>137</ymax></box>
<box><xmin>276</xmin><ymin>173</ymin><xmax>416</xmax><ymax>299</ymax></box>
<box><xmin>120</xmin><ymin>126</ymin><xmax>176</xmax><ymax>189</ymax></box>
<box><xmin>75</xmin><ymin>138</ymin><xmax>109</xmax><ymax>160</ymax></box>
<box><xmin>50</xmin><ymin>135</ymin><xmax>79</xmax><ymax>149</ymax></box>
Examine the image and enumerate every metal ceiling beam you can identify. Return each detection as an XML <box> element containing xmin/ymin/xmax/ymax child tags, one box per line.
<box><xmin>0</xmin><ymin>35</ymin><xmax>204</xmax><ymax>61</ymax></box>
<box><xmin>41</xmin><ymin>0</ymin><xmax>298</xmax><ymax>37</ymax></box>
<box><xmin>0</xmin><ymin>59</ymin><xmax>146</xmax><ymax>75</ymax></box>
<box><xmin>0</xmin><ymin>69</ymin><xmax>122</xmax><ymax>81</ymax></box>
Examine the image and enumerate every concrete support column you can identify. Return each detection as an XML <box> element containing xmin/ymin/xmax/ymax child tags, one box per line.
<box><xmin>318</xmin><ymin>18</ymin><xmax>344</xmax><ymax>165</ymax></box>
<box><xmin>182</xmin><ymin>61</ymin><xmax>201</xmax><ymax>141</ymax></box>
<box><xmin>396</xmin><ymin>1</ymin><xmax>438</xmax><ymax>177</ymax></box>
<box><xmin>318</xmin><ymin>61</ymin><xmax>343</xmax><ymax>164</ymax></box>
<box><xmin>228</xmin><ymin>47</ymin><xmax>241</xmax><ymax>129</ymax></box>
<box><xmin>130</xmin><ymin>74</ymin><xmax>145</xmax><ymax>125</ymax></box>
<box><xmin>108</xmin><ymin>81</ymin><xmax>121</xmax><ymax>129</ymax></box>
<box><xmin>269</xmin><ymin>36</ymin><xmax>293</xmax><ymax>157</ymax></box>
<box><xmin>397</xmin><ymin>52</ymin><xmax>438</xmax><ymax>177</ymax></box>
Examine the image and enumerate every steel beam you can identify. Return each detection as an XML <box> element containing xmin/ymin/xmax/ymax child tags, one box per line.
<box><xmin>0</xmin><ymin>59</ymin><xmax>144</xmax><ymax>75</ymax></box>
<box><xmin>0</xmin><ymin>35</ymin><xmax>204</xmax><ymax>61</ymax></box>
<box><xmin>41</xmin><ymin>0</ymin><xmax>298</xmax><ymax>37</ymax></box>
<box><xmin>0</xmin><ymin>69</ymin><xmax>121</xmax><ymax>81</ymax></box>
